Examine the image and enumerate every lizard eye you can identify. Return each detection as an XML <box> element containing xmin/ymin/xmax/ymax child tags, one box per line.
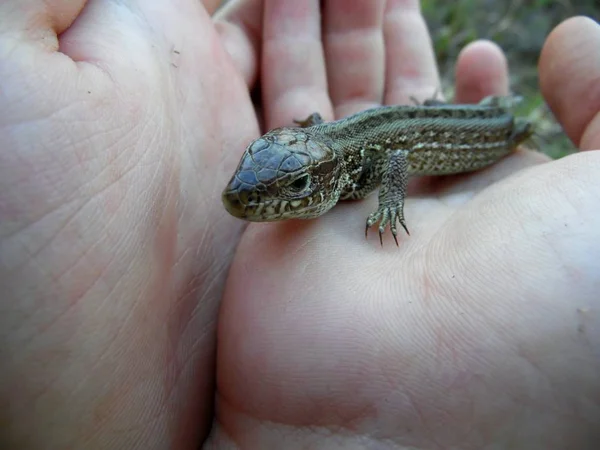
<box><xmin>288</xmin><ymin>174</ymin><xmax>311</xmax><ymax>192</ymax></box>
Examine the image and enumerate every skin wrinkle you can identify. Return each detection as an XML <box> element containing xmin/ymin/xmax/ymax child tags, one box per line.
<box><xmin>326</xmin><ymin>29</ymin><xmax>385</xmax><ymax>104</ymax></box>
<box><xmin>165</xmin><ymin>286</ymin><xmax>220</xmax><ymax>447</ymax></box>
<box><xmin>38</xmin><ymin>130</ymin><xmax>150</xmax><ymax>220</ymax></box>
<box><xmin>325</xmin><ymin>0</ymin><xmax>386</xmax><ymax>31</ymax></box>
<box><xmin>78</xmin><ymin>256</ymin><xmax>147</xmax><ymax>361</ymax></box>
<box><xmin>3</xmin><ymin>0</ymin><xmax>600</xmax><ymax>447</ymax></box>
<box><xmin>263</xmin><ymin>1</ymin><xmax>320</xmax><ymax>40</ymax></box>
<box><xmin>414</xmin><ymin>232</ymin><xmax>552</xmax><ymax>432</ymax></box>
<box><xmin>24</xmin><ymin>239</ymin><xmax>118</xmax><ymax>349</ymax></box>
<box><xmin>401</xmin><ymin>388</ymin><xmax>441</xmax><ymax>449</ymax></box>
<box><xmin>217</xmin><ymin>9</ymin><xmax>600</xmax><ymax>446</ymax></box>
<box><xmin>272</xmin><ymin>85</ymin><xmax>332</xmax><ymax>123</ymax></box>
<box><xmin>263</xmin><ymin>38</ymin><xmax>327</xmax><ymax>97</ymax></box>
<box><xmin>2</xmin><ymin>190</ymin><xmax>83</xmax><ymax>269</ymax></box>
<box><xmin>262</xmin><ymin>1</ymin><xmax>330</xmax><ymax>129</ymax></box>
<box><xmin>216</xmin><ymin>405</ymin><xmax>403</xmax><ymax>449</ymax></box>
<box><xmin>3</xmin><ymin>135</ymin><xmax>75</xmax><ymax>221</ymax></box>
<box><xmin>212</xmin><ymin>0</ymin><xmax>262</xmax><ymax>86</ymax></box>
<box><xmin>3</xmin><ymin>0</ymin><xmax>247</xmax><ymax>447</ymax></box>
<box><xmin>383</xmin><ymin>10</ymin><xmax>438</xmax><ymax>97</ymax></box>
<box><xmin>32</xmin><ymin>235</ymin><xmax>109</xmax><ymax>339</ymax></box>
<box><xmin>323</xmin><ymin>1</ymin><xmax>385</xmax><ymax>110</ymax></box>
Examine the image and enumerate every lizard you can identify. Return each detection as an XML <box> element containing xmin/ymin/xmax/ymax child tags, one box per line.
<box><xmin>221</xmin><ymin>95</ymin><xmax>533</xmax><ymax>245</ymax></box>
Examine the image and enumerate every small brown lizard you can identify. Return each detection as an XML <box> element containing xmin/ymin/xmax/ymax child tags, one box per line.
<box><xmin>221</xmin><ymin>96</ymin><xmax>533</xmax><ymax>245</ymax></box>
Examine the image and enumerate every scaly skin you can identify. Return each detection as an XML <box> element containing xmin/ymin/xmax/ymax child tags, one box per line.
<box><xmin>222</xmin><ymin>96</ymin><xmax>533</xmax><ymax>245</ymax></box>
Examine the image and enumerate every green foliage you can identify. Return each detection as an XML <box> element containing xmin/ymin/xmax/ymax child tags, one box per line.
<box><xmin>422</xmin><ymin>0</ymin><xmax>597</xmax><ymax>157</ymax></box>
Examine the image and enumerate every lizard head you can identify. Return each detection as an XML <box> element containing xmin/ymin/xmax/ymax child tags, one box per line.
<box><xmin>222</xmin><ymin>128</ymin><xmax>344</xmax><ymax>221</ymax></box>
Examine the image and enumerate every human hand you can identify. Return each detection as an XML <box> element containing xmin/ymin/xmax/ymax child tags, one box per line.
<box><xmin>2</xmin><ymin>0</ymin><xmax>599</xmax><ymax>448</ymax></box>
<box><xmin>0</xmin><ymin>0</ymin><xmax>257</xmax><ymax>447</ymax></box>
<box><xmin>214</xmin><ymin>5</ymin><xmax>600</xmax><ymax>448</ymax></box>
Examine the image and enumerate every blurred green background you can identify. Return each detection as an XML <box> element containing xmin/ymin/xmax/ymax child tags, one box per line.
<box><xmin>217</xmin><ymin>1</ymin><xmax>599</xmax><ymax>158</ymax></box>
<box><xmin>422</xmin><ymin>0</ymin><xmax>598</xmax><ymax>158</ymax></box>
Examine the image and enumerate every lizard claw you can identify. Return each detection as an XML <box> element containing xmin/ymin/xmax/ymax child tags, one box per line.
<box><xmin>365</xmin><ymin>206</ymin><xmax>409</xmax><ymax>246</ymax></box>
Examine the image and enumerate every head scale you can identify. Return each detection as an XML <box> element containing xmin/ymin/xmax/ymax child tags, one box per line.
<box><xmin>222</xmin><ymin>128</ymin><xmax>343</xmax><ymax>221</ymax></box>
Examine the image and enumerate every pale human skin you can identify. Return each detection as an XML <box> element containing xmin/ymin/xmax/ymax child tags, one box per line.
<box><xmin>1</xmin><ymin>0</ymin><xmax>599</xmax><ymax>448</ymax></box>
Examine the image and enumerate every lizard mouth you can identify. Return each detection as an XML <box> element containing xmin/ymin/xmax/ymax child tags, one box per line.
<box><xmin>222</xmin><ymin>189</ymin><xmax>278</xmax><ymax>221</ymax></box>
<box><xmin>222</xmin><ymin>188</ymin><xmax>316</xmax><ymax>222</ymax></box>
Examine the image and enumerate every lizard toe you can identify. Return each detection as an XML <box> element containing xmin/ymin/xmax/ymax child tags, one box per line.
<box><xmin>366</xmin><ymin>206</ymin><xmax>409</xmax><ymax>245</ymax></box>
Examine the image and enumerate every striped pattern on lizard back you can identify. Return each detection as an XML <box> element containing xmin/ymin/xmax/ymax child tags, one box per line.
<box><xmin>221</xmin><ymin>96</ymin><xmax>533</xmax><ymax>245</ymax></box>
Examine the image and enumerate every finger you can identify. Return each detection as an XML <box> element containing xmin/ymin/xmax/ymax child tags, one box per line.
<box><xmin>539</xmin><ymin>16</ymin><xmax>600</xmax><ymax>151</ymax></box>
<box><xmin>0</xmin><ymin>1</ymin><xmax>87</xmax><ymax>116</ymax></box>
<box><xmin>203</xmin><ymin>0</ymin><xmax>222</xmax><ymax>15</ymax></box>
<box><xmin>213</xmin><ymin>0</ymin><xmax>263</xmax><ymax>87</ymax></box>
<box><xmin>383</xmin><ymin>0</ymin><xmax>440</xmax><ymax>105</ymax></box>
<box><xmin>262</xmin><ymin>0</ymin><xmax>333</xmax><ymax>129</ymax></box>
<box><xmin>59</xmin><ymin>0</ymin><xmax>212</xmax><ymax>65</ymax></box>
<box><xmin>322</xmin><ymin>0</ymin><xmax>387</xmax><ymax>118</ymax></box>
<box><xmin>454</xmin><ymin>40</ymin><xmax>509</xmax><ymax>104</ymax></box>
<box><xmin>56</xmin><ymin>0</ymin><xmax>251</xmax><ymax>133</ymax></box>
<box><xmin>0</xmin><ymin>0</ymin><xmax>86</xmax><ymax>37</ymax></box>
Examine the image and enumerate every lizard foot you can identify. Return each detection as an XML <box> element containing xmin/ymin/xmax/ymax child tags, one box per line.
<box><xmin>365</xmin><ymin>206</ymin><xmax>410</xmax><ymax>246</ymax></box>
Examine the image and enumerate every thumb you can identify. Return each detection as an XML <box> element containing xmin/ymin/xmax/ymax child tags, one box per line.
<box><xmin>539</xmin><ymin>16</ymin><xmax>600</xmax><ymax>151</ymax></box>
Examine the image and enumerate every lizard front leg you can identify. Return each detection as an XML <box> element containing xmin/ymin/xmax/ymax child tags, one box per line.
<box><xmin>365</xmin><ymin>149</ymin><xmax>410</xmax><ymax>246</ymax></box>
